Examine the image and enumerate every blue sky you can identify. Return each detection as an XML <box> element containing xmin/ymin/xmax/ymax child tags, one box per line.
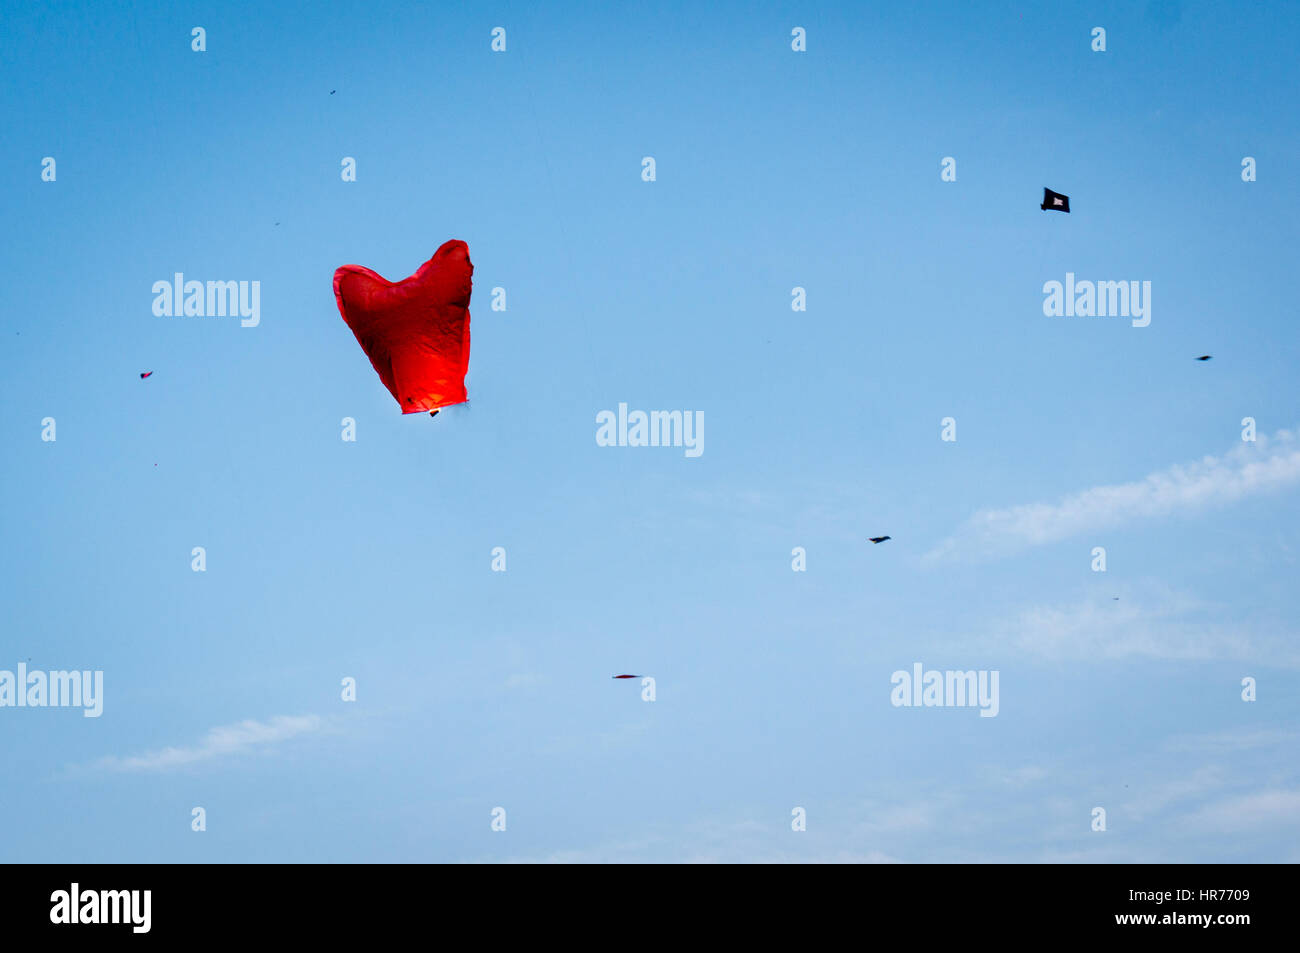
<box><xmin>1</xmin><ymin>0</ymin><xmax>1298</xmax><ymax>862</ymax></box>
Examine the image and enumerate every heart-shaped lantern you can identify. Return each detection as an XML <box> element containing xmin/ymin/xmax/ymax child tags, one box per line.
<box><xmin>333</xmin><ymin>239</ymin><xmax>472</xmax><ymax>414</ymax></box>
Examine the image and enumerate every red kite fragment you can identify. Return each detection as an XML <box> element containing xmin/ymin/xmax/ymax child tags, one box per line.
<box><xmin>333</xmin><ymin>240</ymin><xmax>472</xmax><ymax>415</ymax></box>
<box><xmin>139</xmin><ymin>371</ymin><xmax>152</xmax><ymax>379</ymax></box>
<box><xmin>612</xmin><ymin>674</ymin><xmax>642</xmax><ymax>679</ymax></box>
<box><xmin>868</xmin><ymin>536</ymin><xmax>891</xmax><ymax>544</ymax></box>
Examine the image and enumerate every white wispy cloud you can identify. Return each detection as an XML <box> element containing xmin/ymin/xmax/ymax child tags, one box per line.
<box><xmin>498</xmin><ymin>796</ymin><xmax>950</xmax><ymax>863</ymax></box>
<box><xmin>968</xmin><ymin>586</ymin><xmax>1300</xmax><ymax>665</ymax></box>
<box><xmin>1181</xmin><ymin>789</ymin><xmax>1300</xmax><ymax>832</ymax></box>
<box><xmin>503</xmin><ymin>673</ymin><xmax>546</xmax><ymax>689</ymax></box>
<box><xmin>1165</xmin><ymin>727</ymin><xmax>1300</xmax><ymax>753</ymax></box>
<box><xmin>490</xmin><ymin>766</ymin><xmax>1300</xmax><ymax>863</ymax></box>
<box><xmin>91</xmin><ymin>714</ymin><xmax>323</xmax><ymax>772</ymax></box>
<box><xmin>852</xmin><ymin>801</ymin><xmax>937</xmax><ymax>835</ymax></box>
<box><xmin>927</xmin><ymin>428</ymin><xmax>1300</xmax><ymax>560</ymax></box>
<box><xmin>498</xmin><ymin>828</ymin><xmax>901</xmax><ymax>864</ymax></box>
<box><xmin>997</xmin><ymin>765</ymin><xmax>1050</xmax><ymax>786</ymax></box>
<box><xmin>1124</xmin><ymin>766</ymin><xmax>1228</xmax><ymax>822</ymax></box>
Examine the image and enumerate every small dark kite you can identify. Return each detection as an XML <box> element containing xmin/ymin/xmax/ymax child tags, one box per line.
<box><xmin>139</xmin><ymin>371</ymin><xmax>152</xmax><ymax>379</ymax></box>
<box><xmin>1040</xmin><ymin>188</ymin><xmax>1070</xmax><ymax>212</ymax></box>
<box><xmin>869</xmin><ymin>536</ymin><xmax>891</xmax><ymax>544</ymax></box>
<box><xmin>612</xmin><ymin>674</ymin><xmax>642</xmax><ymax>679</ymax></box>
<box><xmin>1196</xmin><ymin>355</ymin><xmax>1212</xmax><ymax>361</ymax></box>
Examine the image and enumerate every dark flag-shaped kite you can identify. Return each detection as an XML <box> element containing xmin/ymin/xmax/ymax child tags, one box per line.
<box><xmin>139</xmin><ymin>371</ymin><xmax>152</xmax><ymax>379</ymax></box>
<box><xmin>1196</xmin><ymin>355</ymin><xmax>1212</xmax><ymax>361</ymax></box>
<box><xmin>334</xmin><ymin>240</ymin><xmax>473</xmax><ymax>415</ymax></box>
<box><xmin>612</xmin><ymin>674</ymin><xmax>642</xmax><ymax>679</ymax></box>
<box><xmin>868</xmin><ymin>536</ymin><xmax>891</xmax><ymax>544</ymax></box>
<box><xmin>1040</xmin><ymin>188</ymin><xmax>1070</xmax><ymax>212</ymax></box>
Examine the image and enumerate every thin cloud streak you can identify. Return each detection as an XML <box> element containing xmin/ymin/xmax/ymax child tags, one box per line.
<box><xmin>926</xmin><ymin>428</ymin><xmax>1300</xmax><ymax>560</ymax></box>
<box><xmin>963</xmin><ymin>587</ymin><xmax>1300</xmax><ymax>666</ymax></box>
<box><xmin>90</xmin><ymin>714</ymin><xmax>323</xmax><ymax>772</ymax></box>
<box><xmin>1181</xmin><ymin>789</ymin><xmax>1300</xmax><ymax>833</ymax></box>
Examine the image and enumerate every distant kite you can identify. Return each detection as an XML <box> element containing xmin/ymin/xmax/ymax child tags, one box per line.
<box><xmin>1040</xmin><ymin>188</ymin><xmax>1070</xmax><ymax>212</ymax></box>
<box><xmin>1196</xmin><ymin>355</ymin><xmax>1212</xmax><ymax>361</ymax></box>
<box><xmin>868</xmin><ymin>536</ymin><xmax>891</xmax><ymax>544</ymax></box>
<box><xmin>139</xmin><ymin>371</ymin><xmax>152</xmax><ymax>379</ymax></box>
<box><xmin>333</xmin><ymin>240</ymin><xmax>473</xmax><ymax>415</ymax></box>
<box><xmin>612</xmin><ymin>674</ymin><xmax>642</xmax><ymax>679</ymax></box>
